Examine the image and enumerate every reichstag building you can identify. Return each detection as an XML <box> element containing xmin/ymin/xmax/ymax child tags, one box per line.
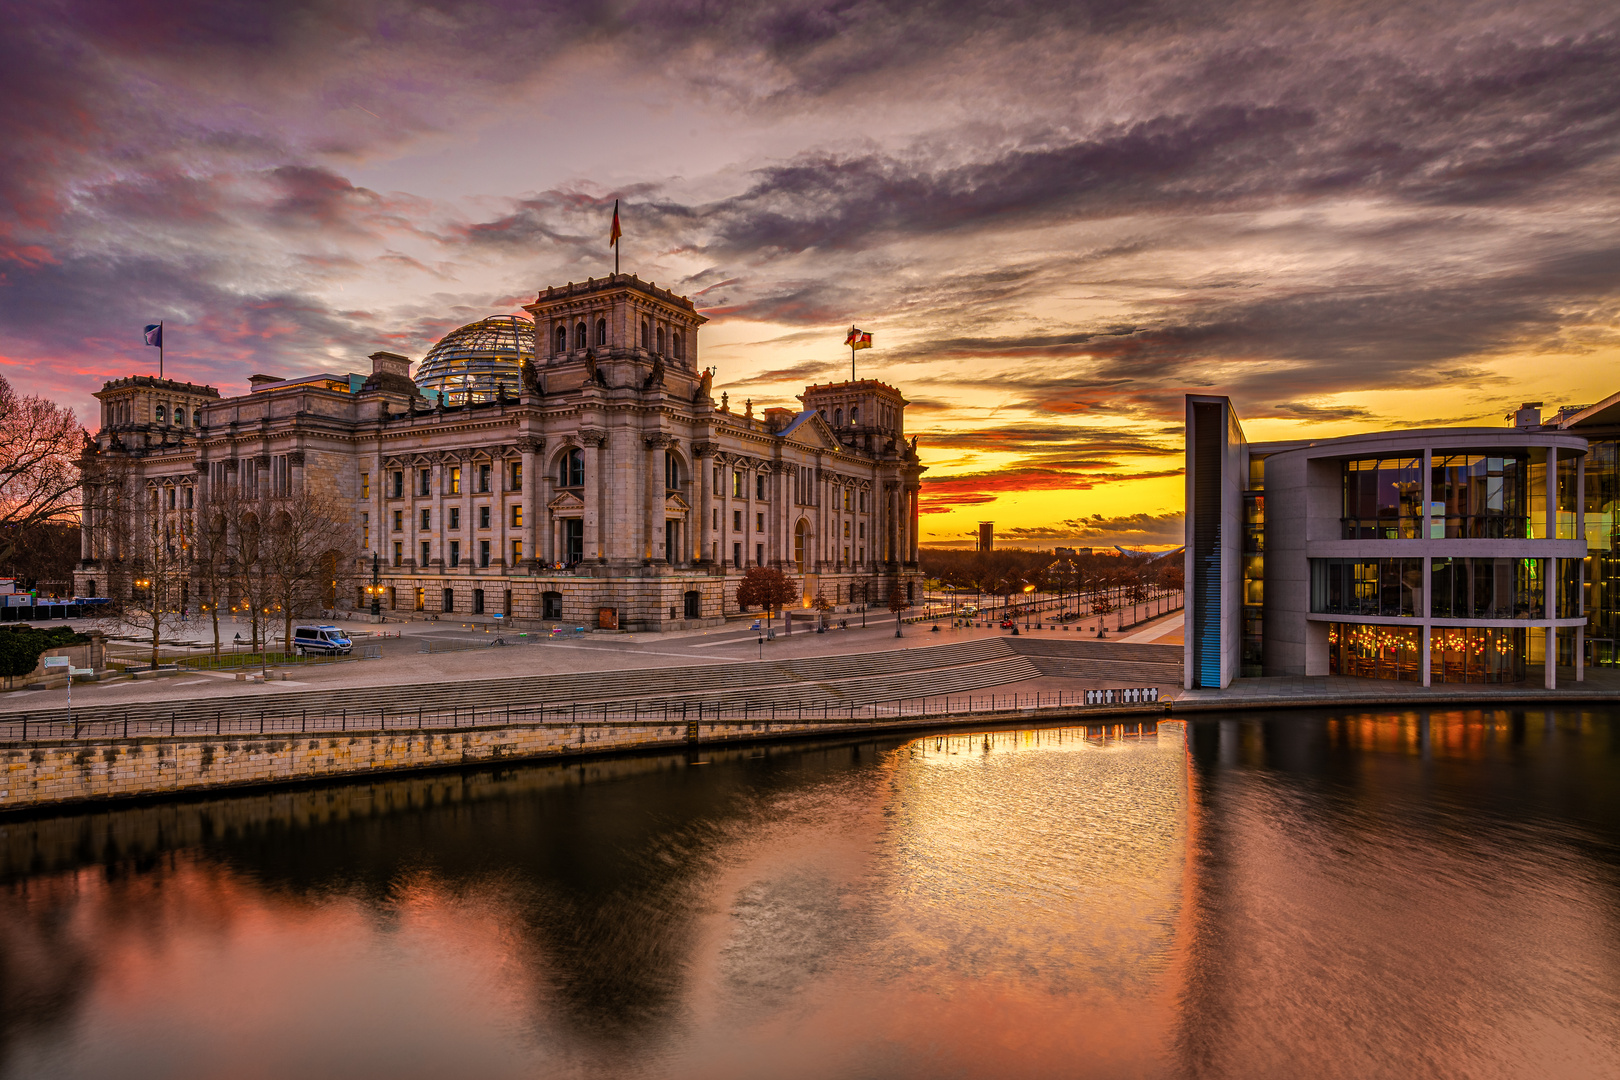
<box><xmin>77</xmin><ymin>274</ymin><xmax>926</xmax><ymax>630</ymax></box>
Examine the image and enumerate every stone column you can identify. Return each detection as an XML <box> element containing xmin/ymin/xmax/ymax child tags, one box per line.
<box><xmin>432</xmin><ymin>456</ymin><xmax>446</xmax><ymax>571</ymax></box>
<box><xmin>645</xmin><ymin>434</ymin><xmax>673</xmax><ymax>562</ymax></box>
<box><xmin>720</xmin><ymin>455</ymin><xmax>732</xmax><ymax>570</ymax></box>
<box><xmin>582</xmin><ymin>431</ymin><xmax>605</xmax><ymax>562</ymax></box>
<box><xmin>288</xmin><ymin>449</ymin><xmax>305</xmax><ymax>496</ymax></box>
<box><xmin>909</xmin><ymin>485</ymin><xmax>920</xmax><ymax>563</ymax></box>
<box><xmin>695</xmin><ymin>443</ymin><xmax>715</xmax><ymax>564</ymax></box>
<box><xmin>885</xmin><ymin>482</ymin><xmax>898</xmax><ymax>564</ymax></box>
<box><xmin>520</xmin><ymin>438</ymin><xmax>541</xmax><ymax>571</ymax></box>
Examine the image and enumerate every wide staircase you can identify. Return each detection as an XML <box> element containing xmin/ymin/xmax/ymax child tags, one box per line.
<box><xmin>0</xmin><ymin>636</ymin><xmax>1183</xmax><ymax>733</ymax></box>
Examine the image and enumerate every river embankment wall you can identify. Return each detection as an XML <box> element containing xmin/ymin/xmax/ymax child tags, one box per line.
<box><xmin>0</xmin><ymin>706</ymin><xmax>1170</xmax><ymax>813</ymax></box>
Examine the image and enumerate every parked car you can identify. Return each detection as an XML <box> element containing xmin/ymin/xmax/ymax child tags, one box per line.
<box><xmin>292</xmin><ymin>625</ymin><xmax>352</xmax><ymax>656</ymax></box>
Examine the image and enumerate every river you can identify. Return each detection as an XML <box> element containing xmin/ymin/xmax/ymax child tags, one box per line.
<box><xmin>2</xmin><ymin>708</ymin><xmax>1617</xmax><ymax>1079</ymax></box>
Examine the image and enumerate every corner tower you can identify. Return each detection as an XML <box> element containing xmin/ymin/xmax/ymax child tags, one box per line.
<box><xmin>523</xmin><ymin>274</ymin><xmax>708</xmax><ymax>398</ymax></box>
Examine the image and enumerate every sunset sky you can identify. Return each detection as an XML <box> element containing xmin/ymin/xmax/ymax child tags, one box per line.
<box><xmin>4</xmin><ymin>0</ymin><xmax>1618</xmax><ymax>548</ymax></box>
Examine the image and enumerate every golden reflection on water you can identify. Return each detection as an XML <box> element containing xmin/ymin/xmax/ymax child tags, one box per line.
<box><xmin>3</xmin><ymin>712</ymin><xmax>1619</xmax><ymax>1080</ymax></box>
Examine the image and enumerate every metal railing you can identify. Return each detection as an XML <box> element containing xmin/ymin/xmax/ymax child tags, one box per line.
<box><xmin>2</xmin><ymin>687</ymin><xmax>1167</xmax><ymax>743</ymax></box>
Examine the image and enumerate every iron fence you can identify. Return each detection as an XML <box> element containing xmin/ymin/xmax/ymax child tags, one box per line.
<box><xmin>1</xmin><ymin>687</ymin><xmax>1166</xmax><ymax>743</ymax></box>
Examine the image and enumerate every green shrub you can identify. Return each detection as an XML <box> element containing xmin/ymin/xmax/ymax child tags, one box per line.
<box><xmin>0</xmin><ymin>625</ymin><xmax>90</xmax><ymax>679</ymax></box>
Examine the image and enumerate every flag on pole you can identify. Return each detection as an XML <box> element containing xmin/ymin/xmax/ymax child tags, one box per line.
<box><xmin>844</xmin><ymin>327</ymin><xmax>872</xmax><ymax>350</ymax></box>
<box><xmin>610</xmin><ymin>200</ymin><xmax>622</xmax><ymax>247</ymax></box>
<box><xmin>144</xmin><ymin>323</ymin><xmax>163</xmax><ymax>348</ymax></box>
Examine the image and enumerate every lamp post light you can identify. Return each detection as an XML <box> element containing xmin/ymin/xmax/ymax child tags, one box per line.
<box><xmin>369</xmin><ymin>552</ymin><xmax>381</xmax><ymax>620</ymax></box>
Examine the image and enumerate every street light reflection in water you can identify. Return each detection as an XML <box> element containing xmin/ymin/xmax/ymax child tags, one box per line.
<box><xmin>2</xmin><ymin>710</ymin><xmax>1618</xmax><ymax>1079</ymax></box>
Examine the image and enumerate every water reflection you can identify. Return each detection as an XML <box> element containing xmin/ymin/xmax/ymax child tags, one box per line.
<box><xmin>1</xmin><ymin>711</ymin><xmax>1617</xmax><ymax>1079</ymax></box>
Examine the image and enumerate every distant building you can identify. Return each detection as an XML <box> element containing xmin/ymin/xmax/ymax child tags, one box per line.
<box><xmin>1183</xmin><ymin>391</ymin><xmax>1620</xmax><ymax>690</ymax></box>
<box><xmin>978</xmin><ymin>522</ymin><xmax>994</xmax><ymax>551</ymax></box>
<box><xmin>75</xmin><ymin>274</ymin><xmax>925</xmax><ymax>631</ymax></box>
<box><xmin>1053</xmin><ymin>546</ymin><xmax>1092</xmax><ymax>557</ymax></box>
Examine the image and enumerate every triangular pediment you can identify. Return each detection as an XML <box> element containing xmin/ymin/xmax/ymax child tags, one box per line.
<box><xmin>547</xmin><ymin>490</ymin><xmax>585</xmax><ymax>511</ymax></box>
<box><xmin>664</xmin><ymin>492</ymin><xmax>691</xmax><ymax>512</ymax></box>
<box><xmin>778</xmin><ymin>410</ymin><xmax>842</xmax><ymax>450</ymax></box>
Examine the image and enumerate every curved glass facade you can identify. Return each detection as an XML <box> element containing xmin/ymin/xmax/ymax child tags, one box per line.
<box><xmin>414</xmin><ymin>316</ymin><xmax>534</xmax><ymax>404</ymax></box>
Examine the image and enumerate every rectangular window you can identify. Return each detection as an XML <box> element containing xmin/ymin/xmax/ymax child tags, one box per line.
<box><xmin>420</xmin><ymin>508</ymin><xmax>430</xmax><ymax>531</ymax></box>
<box><xmin>713</xmin><ymin>509</ymin><xmax>719</xmax><ymax>530</ymax></box>
<box><xmin>1310</xmin><ymin>558</ymin><xmax>1424</xmax><ymax>617</ymax></box>
<box><xmin>1429</xmin><ymin>557</ymin><xmax>1546</xmax><ymax>619</ymax></box>
<box><xmin>860</xmin><ymin>491</ymin><xmax>867</xmax><ymax>512</ymax></box>
<box><xmin>479</xmin><ymin>505</ymin><xmax>490</xmax><ymax>529</ymax></box>
<box><xmin>449</xmin><ymin>540</ymin><xmax>461</xmax><ymax>567</ymax></box>
<box><xmin>510</xmin><ymin>461</ymin><xmax>522</xmax><ymax>490</ymax></box>
<box><xmin>473</xmin><ymin>588</ymin><xmax>485</xmax><ymax>614</ymax></box>
<box><xmin>756</xmin><ymin>512</ymin><xmax>764</xmax><ymax>533</ymax></box>
<box><xmin>511</xmin><ymin>505</ymin><xmax>522</xmax><ymax>527</ymax></box>
<box><xmin>478</xmin><ymin>464</ymin><xmax>491</xmax><ymax>493</ymax></box>
<box><xmin>733</xmin><ymin>542</ymin><xmax>742</xmax><ymax>568</ymax></box>
<box><xmin>419</xmin><ymin>469</ymin><xmax>431</xmax><ymax>496</ymax></box>
<box><xmin>511</xmin><ymin>540</ymin><xmax>523</xmax><ymax>564</ymax></box>
<box><xmin>756</xmin><ymin>474</ymin><xmax>766</xmax><ymax>500</ymax></box>
<box><xmin>858</xmin><ymin>523</ymin><xmax>865</xmax><ymax>538</ymax></box>
<box><xmin>394</xmin><ymin>510</ymin><xmax>403</xmax><ymax>531</ymax></box>
<box><xmin>1428</xmin><ymin>454</ymin><xmax>1528</xmax><ymax>539</ymax></box>
<box><xmin>420</xmin><ymin>540</ymin><xmax>430</xmax><ymax>566</ymax></box>
<box><xmin>1342</xmin><ymin>457</ymin><xmax>1424</xmax><ymax>539</ymax></box>
<box><xmin>755</xmin><ymin>543</ymin><xmax>764</xmax><ymax>566</ymax></box>
<box><xmin>448</xmin><ymin>466</ymin><xmax>462</xmax><ymax>495</ymax></box>
<box><xmin>843</xmin><ymin>489</ymin><xmax>852</xmax><ymax>511</ymax></box>
<box><xmin>392</xmin><ymin>471</ymin><xmax>403</xmax><ymax>498</ymax></box>
<box><xmin>733</xmin><ymin>510</ymin><xmax>742</xmax><ymax>532</ymax></box>
<box><xmin>479</xmin><ymin>540</ymin><xmax>490</xmax><ymax>567</ymax></box>
<box><xmin>443</xmin><ymin>588</ymin><xmax>454</xmax><ymax>613</ymax></box>
<box><xmin>393</xmin><ymin>541</ymin><xmax>402</xmax><ymax>567</ymax></box>
<box><xmin>449</xmin><ymin>507</ymin><xmax>460</xmax><ymax>530</ymax></box>
<box><xmin>361</xmin><ymin>473</ymin><xmax>369</xmax><ymax>499</ymax></box>
<box><xmin>362</xmin><ymin>513</ymin><xmax>369</xmax><ymax>547</ymax></box>
<box><xmin>732</xmin><ymin>470</ymin><xmax>743</xmax><ymax>498</ymax></box>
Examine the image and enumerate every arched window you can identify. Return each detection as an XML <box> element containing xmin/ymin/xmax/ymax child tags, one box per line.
<box><xmin>672</xmin><ymin>332</ymin><xmax>682</xmax><ymax>360</ymax></box>
<box><xmin>834</xmin><ymin>408</ymin><xmax>843</xmax><ymax>426</ymax></box>
<box><xmin>664</xmin><ymin>451</ymin><xmax>680</xmax><ymax>491</ymax></box>
<box><xmin>794</xmin><ymin>519</ymin><xmax>808</xmax><ymax>573</ymax></box>
<box><xmin>174</xmin><ymin>408</ymin><xmax>186</xmax><ymax>427</ymax></box>
<box><xmin>641</xmin><ymin>320</ymin><xmax>649</xmax><ymax>349</ymax></box>
<box><xmin>575</xmin><ymin>322</ymin><xmax>587</xmax><ymax>350</ymax></box>
<box><xmin>849</xmin><ymin>407</ymin><xmax>858</xmax><ymax>425</ymax></box>
<box><xmin>155</xmin><ymin>404</ymin><xmax>167</xmax><ymax>423</ymax></box>
<box><xmin>559</xmin><ymin>448</ymin><xmax>584</xmax><ymax>487</ymax></box>
<box><xmin>555</xmin><ymin>325</ymin><xmax>567</xmax><ymax>354</ymax></box>
<box><xmin>656</xmin><ymin>326</ymin><xmax>665</xmax><ymax>354</ymax></box>
<box><xmin>596</xmin><ymin>318</ymin><xmax>607</xmax><ymax>346</ymax></box>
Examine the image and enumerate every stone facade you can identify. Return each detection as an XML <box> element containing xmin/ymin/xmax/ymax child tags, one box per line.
<box><xmin>75</xmin><ymin>275</ymin><xmax>925</xmax><ymax>630</ymax></box>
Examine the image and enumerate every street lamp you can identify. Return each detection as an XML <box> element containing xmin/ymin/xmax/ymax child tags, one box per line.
<box><xmin>368</xmin><ymin>552</ymin><xmax>381</xmax><ymax>619</ymax></box>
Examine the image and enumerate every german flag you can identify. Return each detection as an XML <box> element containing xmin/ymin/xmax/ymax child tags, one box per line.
<box><xmin>610</xmin><ymin>199</ymin><xmax>622</xmax><ymax>247</ymax></box>
<box><xmin>844</xmin><ymin>327</ymin><xmax>872</xmax><ymax>350</ymax></box>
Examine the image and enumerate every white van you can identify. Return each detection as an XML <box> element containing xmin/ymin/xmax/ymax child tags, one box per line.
<box><xmin>293</xmin><ymin>625</ymin><xmax>352</xmax><ymax>656</ymax></box>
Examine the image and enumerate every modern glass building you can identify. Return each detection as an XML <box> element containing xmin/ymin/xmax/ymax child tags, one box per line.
<box><xmin>1184</xmin><ymin>395</ymin><xmax>1603</xmax><ymax>689</ymax></box>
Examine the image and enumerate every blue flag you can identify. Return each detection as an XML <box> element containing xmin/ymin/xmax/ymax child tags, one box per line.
<box><xmin>144</xmin><ymin>323</ymin><xmax>162</xmax><ymax>347</ymax></box>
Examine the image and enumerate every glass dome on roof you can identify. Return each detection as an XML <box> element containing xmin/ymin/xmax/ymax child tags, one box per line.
<box><xmin>414</xmin><ymin>315</ymin><xmax>534</xmax><ymax>404</ymax></box>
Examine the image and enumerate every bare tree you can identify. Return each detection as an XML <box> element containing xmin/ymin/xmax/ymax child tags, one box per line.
<box><xmin>262</xmin><ymin>488</ymin><xmax>357</xmax><ymax>652</ymax></box>
<box><xmin>83</xmin><ymin>462</ymin><xmax>187</xmax><ymax>669</ymax></box>
<box><xmin>229</xmin><ymin>506</ymin><xmax>271</xmax><ymax>661</ymax></box>
<box><xmin>0</xmin><ymin>375</ymin><xmax>84</xmax><ymax>565</ymax></box>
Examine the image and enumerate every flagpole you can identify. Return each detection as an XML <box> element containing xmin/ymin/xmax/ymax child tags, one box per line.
<box><xmin>159</xmin><ymin>321</ymin><xmax>164</xmax><ymax>380</ymax></box>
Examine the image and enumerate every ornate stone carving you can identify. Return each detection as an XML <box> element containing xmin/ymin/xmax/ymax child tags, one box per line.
<box><xmin>692</xmin><ymin>442</ymin><xmax>719</xmax><ymax>459</ymax></box>
<box><xmin>287</xmin><ymin>450</ymin><xmax>305</xmax><ymax>467</ymax></box>
<box><xmin>644</xmin><ymin>433</ymin><xmax>677</xmax><ymax>449</ymax></box>
<box><xmin>515</xmin><ymin>437</ymin><xmax>544</xmax><ymax>454</ymax></box>
<box><xmin>579</xmin><ymin>429</ymin><xmax>607</xmax><ymax>448</ymax></box>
